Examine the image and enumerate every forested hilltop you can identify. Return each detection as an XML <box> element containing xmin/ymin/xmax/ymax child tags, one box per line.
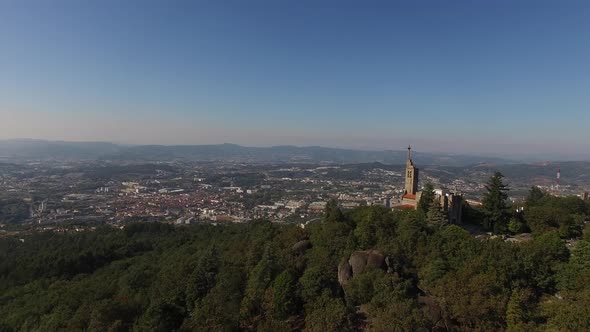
<box><xmin>2</xmin><ymin>184</ymin><xmax>590</xmax><ymax>331</ymax></box>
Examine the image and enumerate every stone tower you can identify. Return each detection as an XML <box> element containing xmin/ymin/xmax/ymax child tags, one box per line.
<box><xmin>404</xmin><ymin>145</ymin><xmax>419</xmax><ymax>195</ymax></box>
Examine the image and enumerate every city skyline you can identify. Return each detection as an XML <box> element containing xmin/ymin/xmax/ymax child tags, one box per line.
<box><xmin>2</xmin><ymin>1</ymin><xmax>590</xmax><ymax>158</ymax></box>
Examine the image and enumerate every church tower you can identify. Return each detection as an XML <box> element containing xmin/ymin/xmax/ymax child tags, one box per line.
<box><xmin>404</xmin><ymin>145</ymin><xmax>419</xmax><ymax>195</ymax></box>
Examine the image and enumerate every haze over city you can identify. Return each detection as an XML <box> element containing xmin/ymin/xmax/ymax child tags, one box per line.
<box><xmin>2</xmin><ymin>0</ymin><xmax>590</xmax><ymax>159</ymax></box>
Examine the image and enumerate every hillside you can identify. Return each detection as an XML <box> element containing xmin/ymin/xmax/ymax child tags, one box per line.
<box><xmin>2</xmin><ymin>200</ymin><xmax>590</xmax><ymax>331</ymax></box>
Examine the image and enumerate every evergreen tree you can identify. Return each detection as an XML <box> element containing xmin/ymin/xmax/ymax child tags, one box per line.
<box><xmin>526</xmin><ymin>186</ymin><xmax>545</xmax><ymax>207</ymax></box>
<box><xmin>272</xmin><ymin>270</ymin><xmax>298</xmax><ymax>320</ymax></box>
<box><xmin>325</xmin><ymin>199</ymin><xmax>344</xmax><ymax>223</ymax></box>
<box><xmin>427</xmin><ymin>198</ymin><xmax>447</xmax><ymax>227</ymax></box>
<box><xmin>417</xmin><ymin>183</ymin><xmax>435</xmax><ymax>214</ymax></box>
<box><xmin>482</xmin><ymin>172</ymin><xmax>510</xmax><ymax>232</ymax></box>
<box><xmin>506</xmin><ymin>288</ymin><xmax>536</xmax><ymax>332</ymax></box>
<box><xmin>136</xmin><ymin>300</ymin><xmax>185</xmax><ymax>332</ymax></box>
<box><xmin>185</xmin><ymin>246</ymin><xmax>219</xmax><ymax>311</ymax></box>
<box><xmin>240</xmin><ymin>245</ymin><xmax>275</xmax><ymax>328</ymax></box>
<box><xmin>508</xmin><ymin>218</ymin><xmax>526</xmax><ymax>234</ymax></box>
<box><xmin>304</xmin><ymin>291</ymin><xmax>351</xmax><ymax>332</ymax></box>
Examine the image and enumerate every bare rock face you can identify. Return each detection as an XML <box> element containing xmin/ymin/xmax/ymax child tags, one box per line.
<box><xmin>291</xmin><ymin>240</ymin><xmax>312</xmax><ymax>254</ymax></box>
<box><xmin>365</xmin><ymin>250</ymin><xmax>385</xmax><ymax>270</ymax></box>
<box><xmin>349</xmin><ymin>251</ymin><xmax>369</xmax><ymax>276</ymax></box>
<box><xmin>339</xmin><ymin>250</ymin><xmax>387</xmax><ymax>286</ymax></box>
<box><xmin>338</xmin><ymin>260</ymin><xmax>353</xmax><ymax>286</ymax></box>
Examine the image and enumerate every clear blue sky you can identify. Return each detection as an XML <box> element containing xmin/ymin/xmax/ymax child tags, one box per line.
<box><xmin>1</xmin><ymin>0</ymin><xmax>589</xmax><ymax>158</ymax></box>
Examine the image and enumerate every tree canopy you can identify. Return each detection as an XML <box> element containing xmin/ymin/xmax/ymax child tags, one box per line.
<box><xmin>417</xmin><ymin>182</ymin><xmax>435</xmax><ymax>215</ymax></box>
<box><xmin>1</xmin><ymin>190</ymin><xmax>589</xmax><ymax>331</ymax></box>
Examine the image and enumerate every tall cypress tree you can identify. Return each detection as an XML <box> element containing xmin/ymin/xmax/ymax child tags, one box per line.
<box><xmin>418</xmin><ymin>183</ymin><xmax>435</xmax><ymax>214</ymax></box>
<box><xmin>427</xmin><ymin>197</ymin><xmax>448</xmax><ymax>227</ymax></box>
<box><xmin>482</xmin><ymin>171</ymin><xmax>510</xmax><ymax>232</ymax></box>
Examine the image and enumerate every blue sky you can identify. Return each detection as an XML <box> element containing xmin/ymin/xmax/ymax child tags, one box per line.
<box><xmin>1</xmin><ymin>0</ymin><xmax>589</xmax><ymax>158</ymax></box>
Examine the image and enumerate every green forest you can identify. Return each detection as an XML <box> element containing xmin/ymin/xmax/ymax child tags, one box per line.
<box><xmin>2</xmin><ymin>174</ymin><xmax>590</xmax><ymax>331</ymax></box>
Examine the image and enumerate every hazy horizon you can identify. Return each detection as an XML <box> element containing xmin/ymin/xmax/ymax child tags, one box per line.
<box><xmin>2</xmin><ymin>137</ymin><xmax>590</xmax><ymax>162</ymax></box>
<box><xmin>2</xmin><ymin>1</ymin><xmax>590</xmax><ymax>159</ymax></box>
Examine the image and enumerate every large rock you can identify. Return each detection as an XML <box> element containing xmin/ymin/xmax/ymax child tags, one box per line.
<box><xmin>365</xmin><ymin>250</ymin><xmax>385</xmax><ymax>270</ymax></box>
<box><xmin>349</xmin><ymin>250</ymin><xmax>385</xmax><ymax>276</ymax></box>
<box><xmin>338</xmin><ymin>260</ymin><xmax>353</xmax><ymax>285</ymax></box>
<box><xmin>339</xmin><ymin>249</ymin><xmax>387</xmax><ymax>286</ymax></box>
<box><xmin>349</xmin><ymin>251</ymin><xmax>369</xmax><ymax>276</ymax></box>
<box><xmin>291</xmin><ymin>240</ymin><xmax>312</xmax><ymax>254</ymax></box>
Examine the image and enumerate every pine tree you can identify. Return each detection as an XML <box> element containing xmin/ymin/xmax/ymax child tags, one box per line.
<box><xmin>525</xmin><ymin>186</ymin><xmax>545</xmax><ymax>207</ymax></box>
<box><xmin>508</xmin><ymin>218</ymin><xmax>525</xmax><ymax>234</ymax></box>
<box><xmin>272</xmin><ymin>270</ymin><xmax>297</xmax><ymax>320</ymax></box>
<box><xmin>427</xmin><ymin>198</ymin><xmax>447</xmax><ymax>227</ymax></box>
<box><xmin>506</xmin><ymin>288</ymin><xmax>536</xmax><ymax>331</ymax></box>
<box><xmin>482</xmin><ymin>172</ymin><xmax>510</xmax><ymax>233</ymax></box>
<box><xmin>325</xmin><ymin>198</ymin><xmax>344</xmax><ymax>223</ymax></box>
<box><xmin>418</xmin><ymin>183</ymin><xmax>435</xmax><ymax>214</ymax></box>
<box><xmin>240</xmin><ymin>245</ymin><xmax>275</xmax><ymax>328</ymax></box>
<box><xmin>186</xmin><ymin>246</ymin><xmax>219</xmax><ymax>311</ymax></box>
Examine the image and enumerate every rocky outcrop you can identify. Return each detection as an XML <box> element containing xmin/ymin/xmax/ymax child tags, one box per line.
<box><xmin>338</xmin><ymin>249</ymin><xmax>387</xmax><ymax>286</ymax></box>
<box><xmin>338</xmin><ymin>259</ymin><xmax>353</xmax><ymax>286</ymax></box>
<box><xmin>349</xmin><ymin>250</ymin><xmax>385</xmax><ymax>275</ymax></box>
<box><xmin>291</xmin><ymin>240</ymin><xmax>312</xmax><ymax>254</ymax></box>
<box><xmin>365</xmin><ymin>250</ymin><xmax>386</xmax><ymax>270</ymax></box>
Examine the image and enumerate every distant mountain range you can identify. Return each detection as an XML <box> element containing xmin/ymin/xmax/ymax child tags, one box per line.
<box><xmin>0</xmin><ymin>139</ymin><xmax>515</xmax><ymax>166</ymax></box>
<box><xmin>104</xmin><ymin>143</ymin><xmax>516</xmax><ymax>166</ymax></box>
<box><xmin>0</xmin><ymin>139</ymin><xmax>121</xmax><ymax>161</ymax></box>
<box><xmin>2</xmin><ymin>140</ymin><xmax>589</xmax><ymax>195</ymax></box>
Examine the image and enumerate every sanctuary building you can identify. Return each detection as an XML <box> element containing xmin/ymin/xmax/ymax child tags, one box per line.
<box><xmin>398</xmin><ymin>145</ymin><xmax>463</xmax><ymax>224</ymax></box>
